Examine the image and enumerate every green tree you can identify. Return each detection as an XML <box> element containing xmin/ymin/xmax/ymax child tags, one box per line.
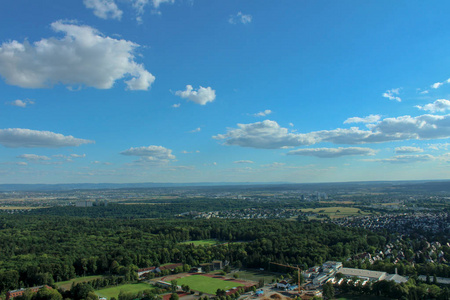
<box><xmin>170</xmin><ymin>293</ymin><xmax>179</xmax><ymax>300</ymax></box>
<box><xmin>322</xmin><ymin>282</ymin><xmax>334</xmax><ymax>299</ymax></box>
<box><xmin>35</xmin><ymin>287</ymin><xmax>63</xmax><ymax>300</ymax></box>
<box><xmin>171</xmin><ymin>280</ymin><xmax>178</xmax><ymax>292</ymax></box>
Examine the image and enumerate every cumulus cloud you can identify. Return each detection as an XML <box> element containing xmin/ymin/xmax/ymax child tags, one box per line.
<box><xmin>17</xmin><ymin>154</ymin><xmax>51</xmax><ymax>161</ymax></box>
<box><xmin>121</xmin><ymin>145</ymin><xmax>175</xmax><ymax>165</ymax></box>
<box><xmin>189</xmin><ymin>127</ymin><xmax>201</xmax><ymax>133</ymax></box>
<box><xmin>382</xmin><ymin>88</ymin><xmax>401</xmax><ymax>102</ymax></box>
<box><xmin>213</xmin><ymin>120</ymin><xmax>316</xmax><ymax>149</ymax></box>
<box><xmin>70</xmin><ymin>153</ymin><xmax>86</xmax><ymax>158</ymax></box>
<box><xmin>7</xmin><ymin>99</ymin><xmax>34</xmax><ymax>108</ymax></box>
<box><xmin>175</xmin><ymin>85</ymin><xmax>216</xmax><ymax>105</ymax></box>
<box><xmin>0</xmin><ymin>128</ymin><xmax>94</xmax><ymax>148</ymax></box>
<box><xmin>253</xmin><ymin>109</ymin><xmax>272</xmax><ymax>117</ymax></box>
<box><xmin>214</xmin><ymin>114</ymin><xmax>450</xmax><ymax>149</ymax></box>
<box><xmin>172</xmin><ymin>103</ymin><xmax>181</xmax><ymax>108</ymax></box>
<box><xmin>228</xmin><ymin>12</ymin><xmax>252</xmax><ymax>24</ymax></box>
<box><xmin>234</xmin><ymin>160</ymin><xmax>254</xmax><ymax>164</ymax></box>
<box><xmin>84</xmin><ymin>0</ymin><xmax>174</xmax><ymax>21</ymax></box>
<box><xmin>287</xmin><ymin>147</ymin><xmax>377</xmax><ymax>158</ymax></box>
<box><xmin>394</xmin><ymin>146</ymin><xmax>423</xmax><ymax>154</ymax></box>
<box><xmin>366</xmin><ymin>154</ymin><xmax>435</xmax><ymax>164</ymax></box>
<box><xmin>344</xmin><ymin>114</ymin><xmax>381</xmax><ymax>124</ymax></box>
<box><xmin>416</xmin><ymin>99</ymin><xmax>450</xmax><ymax>113</ymax></box>
<box><xmin>0</xmin><ymin>21</ymin><xmax>154</xmax><ymax>90</ymax></box>
<box><xmin>83</xmin><ymin>0</ymin><xmax>122</xmax><ymax>20</ymax></box>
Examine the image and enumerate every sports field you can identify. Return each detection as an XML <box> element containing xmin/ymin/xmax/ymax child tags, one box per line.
<box><xmin>95</xmin><ymin>283</ymin><xmax>154</xmax><ymax>299</ymax></box>
<box><xmin>176</xmin><ymin>275</ymin><xmax>244</xmax><ymax>294</ymax></box>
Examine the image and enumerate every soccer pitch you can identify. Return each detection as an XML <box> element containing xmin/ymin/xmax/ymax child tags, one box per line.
<box><xmin>176</xmin><ymin>275</ymin><xmax>244</xmax><ymax>295</ymax></box>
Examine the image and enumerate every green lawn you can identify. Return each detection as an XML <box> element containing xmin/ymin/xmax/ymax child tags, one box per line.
<box><xmin>56</xmin><ymin>275</ymin><xmax>105</xmax><ymax>290</ymax></box>
<box><xmin>176</xmin><ymin>275</ymin><xmax>244</xmax><ymax>294</ymax></box>
<box><xmin>95</xmin><ymin>283</ymin><xmax>155</xmax><ymax>299</ymax></box>
<box><xmin>179</xmin><ymin>239</ymin><xmax>218</xmax><ymax>246</ymax></box>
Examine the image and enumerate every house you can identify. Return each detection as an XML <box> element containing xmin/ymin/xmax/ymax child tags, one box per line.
<box><xmin>6</xmin><ymin>285</ymin><xmax>52</xmax><ymax>300</ymax></box>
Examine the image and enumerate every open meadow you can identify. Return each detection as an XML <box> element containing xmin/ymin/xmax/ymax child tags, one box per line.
<box><xmin>56</xmin><ymin>275</ymin><xmax>105</xmax><ymax>290</ymax></box>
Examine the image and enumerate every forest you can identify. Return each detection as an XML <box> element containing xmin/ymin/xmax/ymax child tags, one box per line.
<box><xmin>0</xmin><ymin>216</ymin><xmax>381</xmax><ymax>294</ymax></box>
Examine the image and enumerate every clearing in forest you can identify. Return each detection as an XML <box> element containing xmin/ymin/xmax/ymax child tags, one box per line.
<box><xmin>178</xmin><ymin>239</ymin><xmax>219</xmax><ymax>246</ymax></box>
<box><xmin>56</xmin><ymin>275</ymin><xmax>105</xmax><ymax>290</ymax></box>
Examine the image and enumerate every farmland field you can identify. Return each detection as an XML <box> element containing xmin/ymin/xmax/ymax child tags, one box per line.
<box><xmin>300</xmin><ymin>206</ymin><xmax>369</xmax><ymax>219</ymax></box>
<box><xmin>95</xmin><ymin>283</ymin><xmax>154</xmax><ymax>299</ymax></box>
<box><xmin>176</xmin><ymin>275</ymin><xmax>244</xmax><ymax>294</ymax></box>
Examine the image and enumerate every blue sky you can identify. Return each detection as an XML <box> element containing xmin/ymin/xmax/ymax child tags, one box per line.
<box><xmin>0</xmin><ymin>0</ymin><xmax>449</xmax><ymax>184</ymax></box>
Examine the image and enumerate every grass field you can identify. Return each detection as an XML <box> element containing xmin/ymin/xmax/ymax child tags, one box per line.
<box><xmin>56</xmin><ymin>275</ymin><xmax>104</xmax><ymax>290</ymax></box>
<box><xmin>300</xmin><ymin>206</ymin><xmax>369</xmax><ymax>219</ymax></box>
<box><xmin>179</xmin><ymin>239</ymin><xmax>218</xmax><ymax>246</ymax></box>
<box><xmin>95</xmin><ymin>283</ymin><xmax>154</xmax><ymax>299</ymax></box>
<box><xmin>230</xmin><ymin>271</ymin><xmax>274</xmax><ymax>283</ymax></box>
<box><xmin>176</xmin><ymin>275</ymin><xmax>244</xmax><ymax>294</ymax></box>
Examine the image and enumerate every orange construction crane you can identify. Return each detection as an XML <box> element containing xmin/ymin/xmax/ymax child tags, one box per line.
<box><xmin>270</xmin><ymin>262</ymin><xmax>302</xmax><ymax>293</ymax></box>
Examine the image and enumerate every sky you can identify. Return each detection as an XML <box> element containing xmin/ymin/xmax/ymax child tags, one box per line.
<box><xmin>0</xmin><ymin>0</ymin><xmax>450</xmax><ymax>184</ymax></box>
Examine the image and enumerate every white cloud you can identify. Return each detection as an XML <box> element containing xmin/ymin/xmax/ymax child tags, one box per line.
<box><xmin>344</xmin><ymin>114</ymin><xmax>381</xmax><ymax>124</ymax></box>
<box><xmin>262</xmin><ymin>162</ymin><xmax>286</xmax><ymax>168</ymax></box>
<box><xmin>234</xmin><ymin>160</ymin><xmax>254</xmax><ymax>164</ymax></box>
<box><xmin>365</xmin><ymin>154</ymin><xmax>435</xmax><ymax>164</ymax></box>
<box><xmin>181</xmin><ymin>150</ymin><xmax>200</xmax><ymax>154</ymax></box>
<box><xmin>382</xmin><ymin>88</ymin><xmax>401</xmax><ymax>102</ymax></box>
<box><xmin>213</xmin><ymin>120</ymin><xmax>316</xmax><ymax>149</ymax></box>
<box><xmin>215</xmin><ymin>114</ymin><xmax>450</xmax><ymax>149</ymax></box>
<box><xmin>253</xmin><ymin>109</ymin><xmax>272</xmax><ymax>117</ymax></box>
<box><xmin>287</xmin><ymin>147</ymin><xmax>377</xmax><ymax>158</ymax></box>
<box><xmin>432</xmin><ymin>82</ymin><xmax>444</xmax><ymax>89</ymax></box>
<box><xmin>70</xmin><ymin>153</ymin><xmax>86</xmax><ymax>158</ymax></box>
<box><xmin>428</xmin><ymin>142</ymin><xmax>450</xmax><ymax>151</ymax></box>
<box><xmin>0</xmin><ymin>128</ymin><xmax>94</xmax><ymax>148</ymax></box>
<box><xmin>17</xmin><ymin>154</ymin><xmax>51</xmax><ymax>161</ymax></box>
<box><xmin>175</xmin><ymin>85</ymin><xmax>216</xmax><ymax>105</ymax></box>
<box><xmin>0</xmin><ymin>21</ymin><xmax>154</xmax><ymax>90</ymax></box>
<box><xmin>172</xmin><ymin>103</ymin><xmax>181</xmax><ymax>108</ymax></box>
<box><xmin>7</xmin><ymin>99</ymin><xmax>34</xmax><ymax>108</ymax></box>
<box><xmin>420</xmin><ymin>90</ymin><xmax>429</xmax><ymax>94</ymax></box>
<box><xmin>121</xmin><ymin>145</ymin><xmax>175</xmax><ymax>165</ymax></box>
<box><xmin>394</xmin><ymin>146</ymin><xmax>423</xmax><ymax>154</ymax></box>
<box><xmin>91</xmin><ymin>160</ymin><xmax>112</xmax><ymax>165</ymax></box>
<box><xmin>289</xmin><ymin>123</ymin><xmax>294</xmax><ymax>127</ymax></box>
<box><xmin>83</xmin><ymin>0</ymin><xmax>122</xmax><ymax>20</ymax></box>
<box><xmin>416</xmin><ymin>99</ymin><xmax>450</xmax><ymax>113</ymax></box>
<box><xmin>189</xmin><ymin>127</ymin><xmax>201</xmax><ymax>133</ymax></box>
<box><xmin>229</xmin><ymin>12</ymin><xmax>252</xmax><ymax>24</ymax></box>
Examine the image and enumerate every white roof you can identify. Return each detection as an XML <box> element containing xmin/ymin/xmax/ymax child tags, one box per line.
<box><xmin>338</xmin><ymin>268</ymin><xmax>387</xmax><ymax>280</ymax></box>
